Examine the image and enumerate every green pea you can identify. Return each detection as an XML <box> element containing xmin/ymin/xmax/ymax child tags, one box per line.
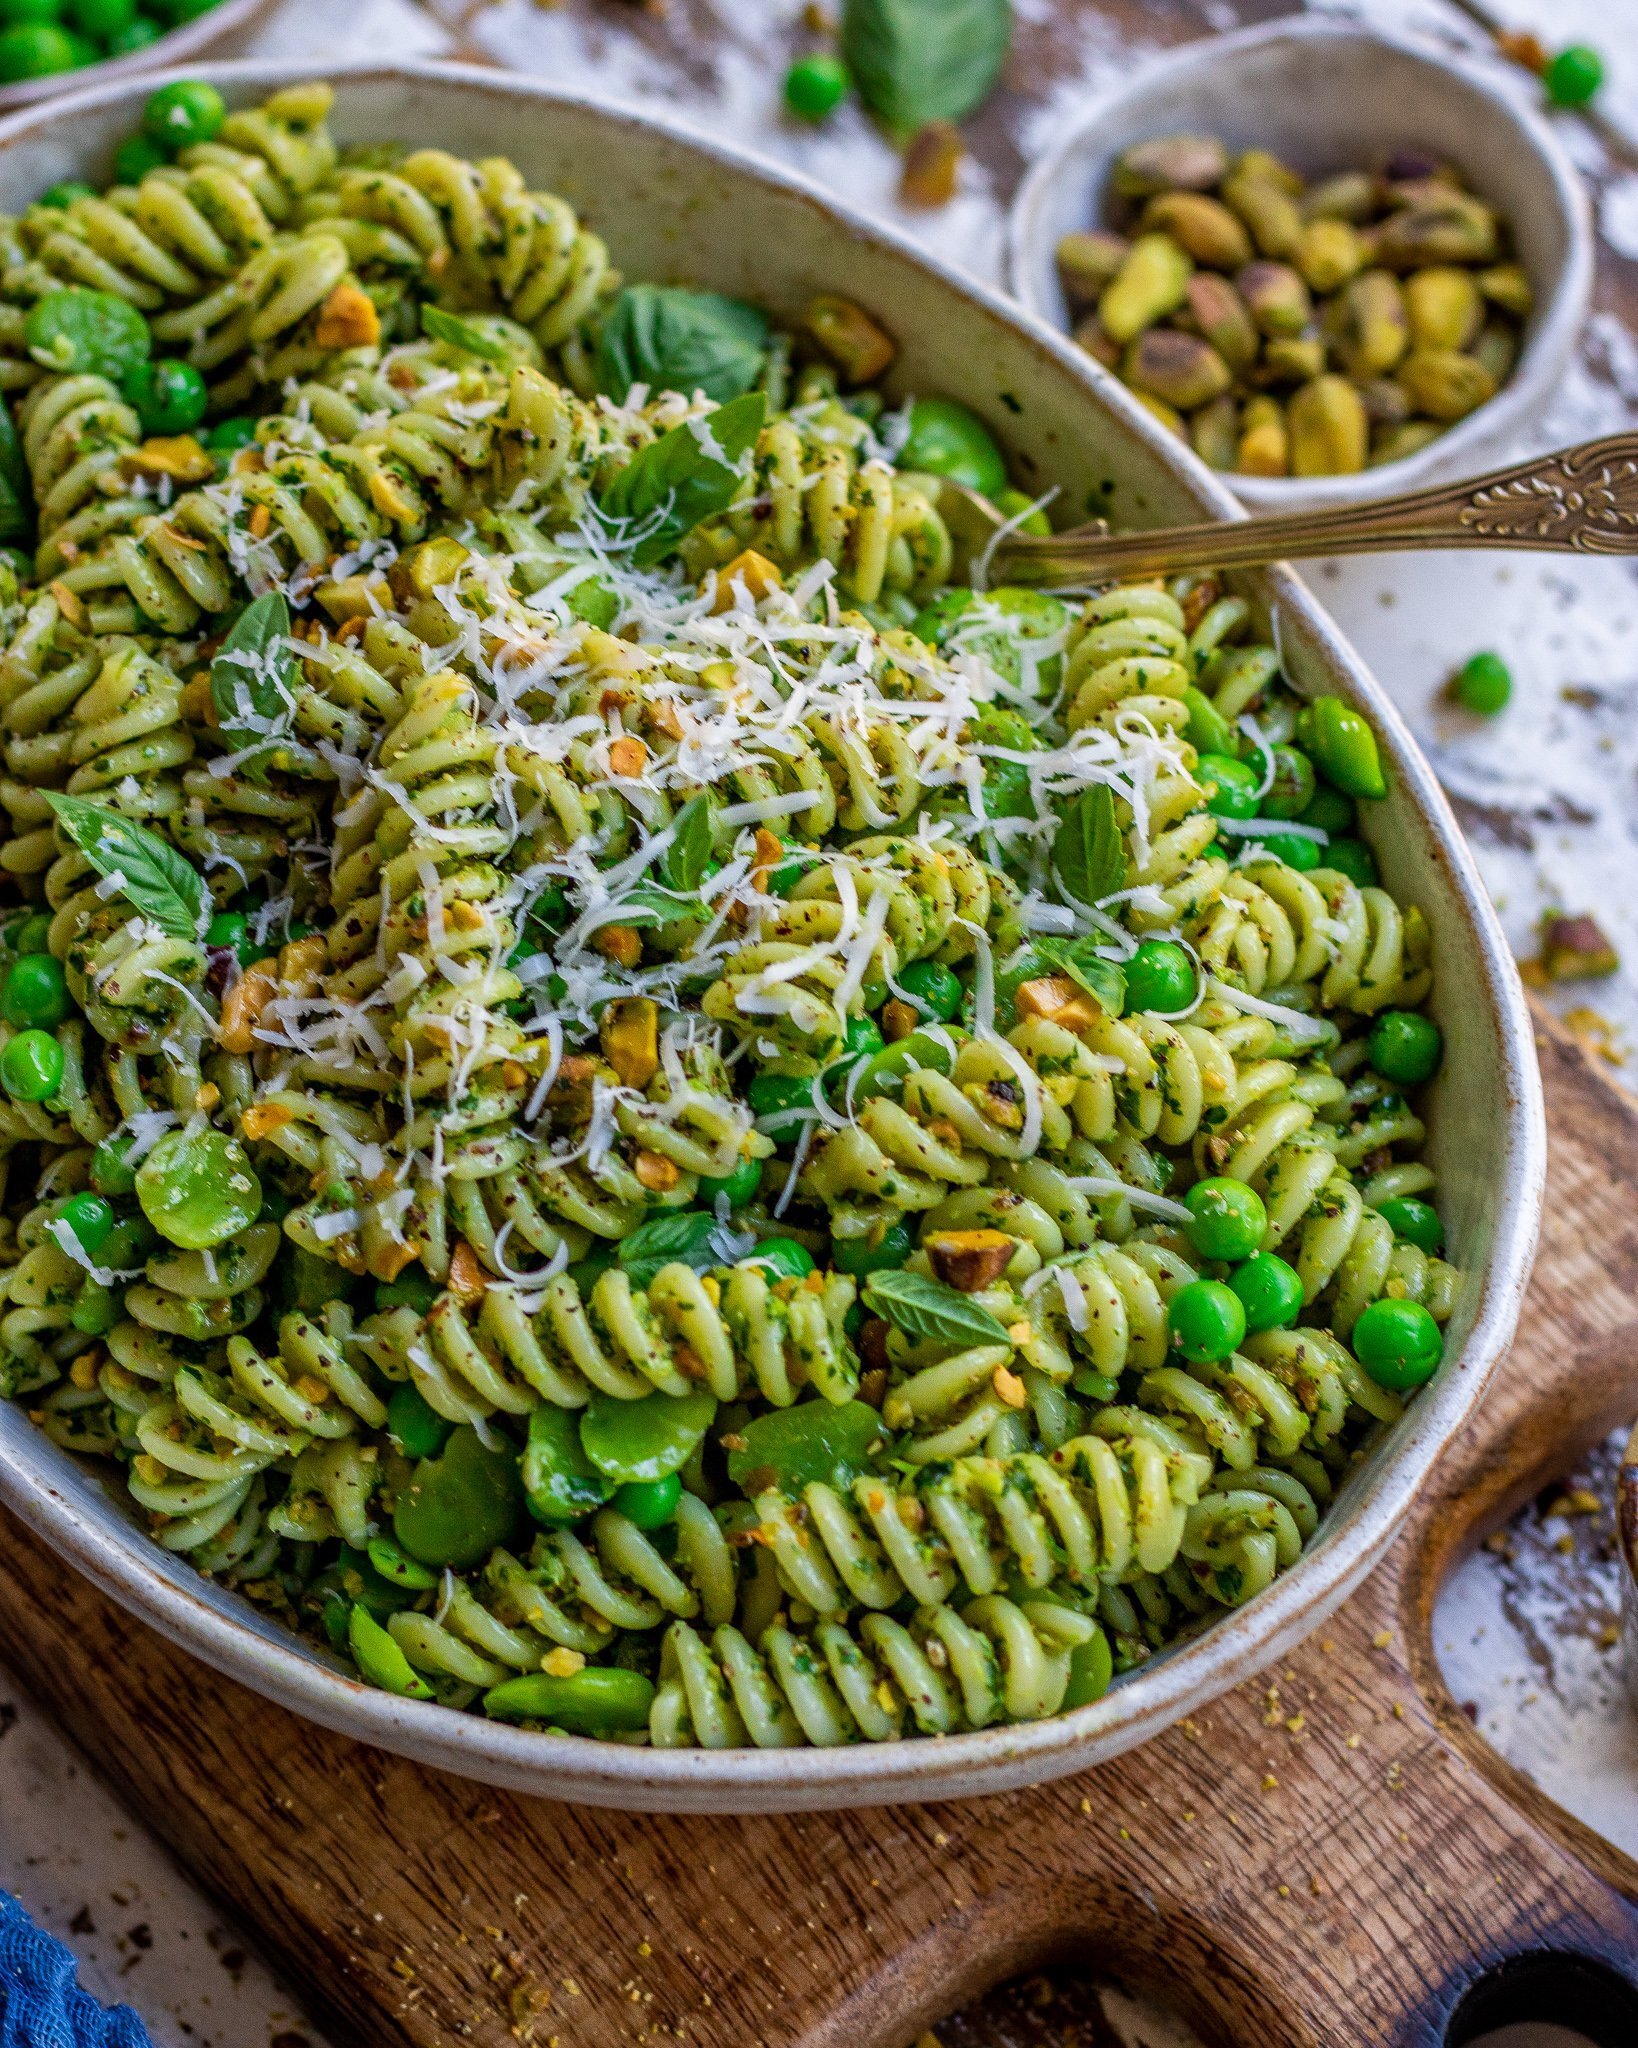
<box><xmin>38</xmin><ymin>179</ymin><xmax>95</xmax><ymax>209</ymax></box>
<box><xmin>0</xmin><ymin>23</ymin><xmax>74</xmax><ymax>79</ymax></box>
<box><xmin>994</xmin><ymin>487</ymin><xmax>1051</xmax><ymax>537</ymax></box>
<box><xmin>1228</xmin><ymin>1252</ymin><xmax>1303</xmax><ymax>1334</ymax></box>
<box><xmin>0</xmin><ymin>0</ymin><xmax>61</xmax><ymax>26</ymax></box>
<box><xmin>1183</xmin><ymin>1178</ymin><xmax>1267</xmax><ymax>1263</ymax></box>
<box><xmin>283</xmin><ymin>1244</ymin><xmax>353</xmax><ymax>1314</ymax></box>
<box><xmin>748</xmin><ymin>1070</ymin><xmax>815</xmax><ymax>1132</ymax></box>
<box><xmin>103</xmin><ymin>12</ymin><xmax>157</xmax><ymax>49</ymax></box>
<box><xmin>205</xmin><ymin>910</ymin><xmax>247</xmax><ymax>958</ymax></box>
<box><xmin>725</xmin><ymin>1398</ymin><xmax>884</xmax><ymax>1495</ymax></box>
<box><xmin>696</xmin><ymin>1153</ymin><xmax>761</xmax><ymax>1208</ymax></box>
<box><xmin>1261</xmin><ymin>745</ymin><xmax>1316</xmax><ymax>821</ymax></box>
<box><xmin>1377</xmin><ymin>1197</ymin><xmax>1443</xmax><ymax>1254</ymax></box>
<box><xmin>1298</xmin><ymin>786</ymin><xmax>1355</xmax><ymax>836</ymax></box>
<box><xmin>832</xmin><ymin>1014</ymin><xmax>884</xmax><ymax>1065</ymax></box>
<box><xmin>1367</xmin><ymin>1010</ymin><xmax>1442</xmax><ymax>1086</ymax></box>
<box><xmin>203</xmin><ymin>415</ymin><xmax>257</xmax><ymax>454</ymax></box>
<box><xmin>386</xmin><ymin>1382</ymin><xmax>454</xmax><ymax>1461</ymax></box>
<box><xmin>1062</xmin><ymin>1627</ymin><xmax>1113</xmax><ymax>1709</ymax></box>
<box><xmin>121</xmin><ymin>358</ymin><xmax>207</xmax><ymax>436</ymax></box>
<box><xmin>1453</xmin><ymin>651</ymin><xmax>1511</xmax><ymax>715</ymax></box>
<box><xmin>112</xmin><ymin>135</ymin><xmax>168</xmax><ymax>185</ymax></box>
<box><xmin>1123</xmin><ymin>939</ymin><xmax>1197</xmax><ymax>1016</ymax></box>
<box><xmin>0</xmin><ymin>1028</ymin><xmax>61</xmax><ymax>1102</ymax></box>
<box><xmin>69</xmin><ymin>1277</ymin><xmax>119</xmax><ymax>1335</ymax></box>
<box><xmin>393</xmin><ymin>1423</ymin><xmax>524</xmax><ymax>1569</ymax></box>
<box><xmin>57</xmin><ymin>1189</ymin><xmax>112</xmax><ymax>1256</ymax></box>
<box><xmin>565</xmin><ymin>573</ymin><xmax>619</xmax><ymax>630</ymax></box>
<box><xmin>908</xmin><ymin>586</ymin><xmax>1067</xmax><ymax>698</ymax></box>
<box><xmin>830</xmin><ymin>1220</ymin><xmax>913</xmax><ymax>1279</ymax></box>
<box><xmin>1</xmin><ymin>952</ymin><xmax>69</xmax><ymax>1029</ymax></box>
<box><xmin>375</xmin><ymin>1269</ymin><xmax>440</xmax><ymax>1314</ymax></box>
<box><xmin>783</xmin><ymin>50</ymin><xmax>849</xmax><ymax>121</ymax></box>
<box><xmin>848</xmin><ymin>1029</ymin><xmax>954</xmax><ymax>1104</ymax></box>
<box><xmin>60</xmin><ymin>26</ymin><xmax>92</xmax><ymax>59</ymax></box>
<box><xmin>860</xmin><ymin>978</ymin><xmax>889</xmax><ymax>1013</ymax></box>
<box><xmin>1352</xmin><ymin>1298</ymin><xmax>1443</xmax><ymax>1390</ymax></box>
<box><xmin>611</xmin><ymin>1473</ymin><xmax>682</xmax><ymax>1529</ymax></box>
<box><xmin>1256</xmin><ymin>829</ymin><xmax>1321</xmax><ymax>873</ymax></box>
<box><xmin>522</xmin><ymin>1402</ymin><xmax>615</xmax><ymax>1526</ymax></box>
<box><xmin>749</xmin><ymin>1236</ymin><xmax>814</xmax><ymax>1281</ymax></box>
<box><xmin>898</xmin><ymin>960</ymin><xmax>962</xmax><ymax>1022</ymax></box>
<box><xmin>24</xmin><ymin>287</ymin><xmax>151</xmax><ymax>382</ymax></box>
<box><xmin>3</xmin><ymin>912</ymin><xmax>52</xmax><ymax>956</ymax></box>
<box><xmin>1322</xmin><ymin>836</ymin><xmax>1377</xmax><ymax>888</ymax></box>
<box><xmin>98</xmin><ymin>1214</ymin><xmax>155</xmax><ymax>1270</ymax></box>
<box><xmin>483</xmin><ymin>1666</ymin><xmax>655</xmax><ymax>1735</ymax></box>
<box><xmin>1299</xmin><ymin>696</ymin><xmax>1386</xmax><ymax>801</ymax></box>
<box><xmin>348</xmin><ymin>1605</ymin><xmax>433</xmax><ymax>1700</ymax></box>
<box><xmin>1544</xmin><ymin>44</ymin><xmax>1602</xmax><ymax>107</ymax></box>
<box><xmin>897</xmin><ymin>397</ymin><xmax>1008</xmax><ymax>498</ymax></box>
<box><xmin>143</xmin><ymin>79</ymin><xmax>226</xmax><ymax>152</ymax></box>
<box><xmin>579</xmin><ymin>1388</ymin><xmax>717</xmax><ymax>1486</ymax></box>
<box><xmin>66</xmin><ymin>0</ymin><xmax>131</xmax><ymax>31</ymax></box>
<box><xmin>1168</xmin><ymin>1279</ymin><xmax>1246</xmax><ymax>1364</ymax></box>
<box><xmin>134</xmin><ymin>1128</ymin><xmax>261</xmax><ymax>1249</ymax></box>
<box><xmin>366</xmin><ymin>1536</ymin><xmax>440</xmax><ymax>1591</ymax></box>
<box><xmin>1183</xmin><ymin>685</ymin><xmax>1237</xmax><ymax>760</ymax></box>
<box><xmin>1197</xmin><ymin>751</ymin><xmax>1260</xmax><ymax>820</ymax></box>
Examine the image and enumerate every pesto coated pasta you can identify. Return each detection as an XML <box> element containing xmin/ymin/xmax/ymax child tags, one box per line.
<box><xmin>0</xmin><ymin>81</ymin><xmax>1459</xmax><ymax>1750</ymax></box>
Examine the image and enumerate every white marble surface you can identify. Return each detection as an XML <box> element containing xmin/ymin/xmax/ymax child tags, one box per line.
<box><xmin>0</xmin><ymin>1</ymin><xmax>1635</xmax><ymax>2044</ymax></box>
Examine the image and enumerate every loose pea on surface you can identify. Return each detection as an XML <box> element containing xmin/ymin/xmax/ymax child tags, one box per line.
<box><xmin>1452</xmin><ymin>650</ymin><xmax>1511</xmax><ymax>715</ymax></box>
<box><xmin>1228</xmin><ymin>1251</ymin><xmax>1303</xmax><ymax>1333</ymax></box>
<box><xmin>1544</xmin><ymin>44</ymin><xmax>1603</xmax><ymax>107</ymax></box>
<box><xmin>1184</xmin><ymin>1177</ymin><xmax>1267</xmax><ymax>1262</ymax></box>
<box><xmin>0</xmin><ymin>1028</ymin><xmax>62</xmax><ymax>1103</ymax></box>
<box><xmin>135</xmin><ymin>1127</ymin><xmax>261</xmax><ymax>1249</ymax></box>
<box><xmin>1367</xmin><ymin>1009</ymin><xmax>1443</xmax><ymax>1086</ymax></box>
<box><xmin>1377</xmin><ymin>1196</ymin><xmax>1444</xmax><ymax>1254</ymax></box>
<box><xmin>1352</xmin><ymin>1297</ymin><xmax>1443</xmax><ymax>1390</ymax></box>
<box><xmin>783</xmin><ymin>51</ymin><xmax>849</xmax><ymax>121</ymax></box>
<box><xmin>1168</xmin><ymin>1278</ymin><xmax>1246</xmax><ymax>1363</ymax></box>
<box><xmin>1123</xmin><ymin>939</ymin><xmax>1197</xmax><ymax>1016</ymax></box>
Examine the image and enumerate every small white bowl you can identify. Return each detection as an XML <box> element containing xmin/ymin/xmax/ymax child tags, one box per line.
<box><xmin>1008</xmin><ymin>16</ymin><xmax>1594</xmax><ymax>513</ymax></box>
<box><xmin>0</xmin><ymin>0</ymin><xmax>276</xmax><ymax>117</ymax></box>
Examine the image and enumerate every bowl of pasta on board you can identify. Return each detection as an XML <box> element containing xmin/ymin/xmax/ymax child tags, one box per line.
<box><xmin>0</xmin><ymin>61</ymin><xmax>1543</xmax><ymax>1812</ymax></box>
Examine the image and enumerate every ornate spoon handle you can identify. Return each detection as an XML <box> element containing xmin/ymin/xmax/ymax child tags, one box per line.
<box><xmin>993</xmin><ymin>432</ymin><xmax>1638</xmax><ymax>584</ymax></box>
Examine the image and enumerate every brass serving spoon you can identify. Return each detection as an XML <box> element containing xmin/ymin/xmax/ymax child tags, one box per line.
<box><xmin>938</xmin><ymin>431</ymin><xmax>1638</xmax><ymax>586</ymax></box>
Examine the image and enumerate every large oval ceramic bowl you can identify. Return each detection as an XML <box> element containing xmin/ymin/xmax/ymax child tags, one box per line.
<box><xmin>0</xmin><ymin>60</ymin><xmax>1546</xmax><ymax>1813</ymax></box>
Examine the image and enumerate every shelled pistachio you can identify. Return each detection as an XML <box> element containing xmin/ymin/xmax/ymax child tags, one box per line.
<box><xmin>1057</xmin><ymin>132</ymin><xmax>1530</xmax><ymax>477</ymax></box>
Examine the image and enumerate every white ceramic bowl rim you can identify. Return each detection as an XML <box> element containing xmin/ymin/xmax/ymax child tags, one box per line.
<box><xmin>1006</xmin><ymin>13</ymin><xmax>1594</xmax><ymax>513</ymax></box>
<box><xmin>0</xmin><ymin>58</ymin><xmax>1547</xmax><ymax>1811</ymax></box>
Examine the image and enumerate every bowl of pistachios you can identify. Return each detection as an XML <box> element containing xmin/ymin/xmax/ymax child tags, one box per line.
<box><xmin>1009</xmin><ymin>16</ymin><xmax>1592</xmax><ymax>509</ymax></box>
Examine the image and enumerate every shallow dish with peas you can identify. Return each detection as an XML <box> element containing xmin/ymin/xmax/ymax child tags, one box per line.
<box><xmin>0</xmin><ymin>62</ymin><xmax>1542</xmax><ymax>1811</ymax></box>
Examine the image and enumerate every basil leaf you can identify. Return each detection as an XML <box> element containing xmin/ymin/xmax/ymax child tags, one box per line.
<box><xmin>596</xmin><ymin>285</ymin><xmax>768</xmax><ymax>406</ymax></box>
<box><xmin>211</xmin><ymin>591</ymin><xmax>298</xmax><ymax>746</ymax></box>
<box><xmin>608</xmin><ymin>883</ymin><xmax>698</xmax><ymax>929</ymax></box>
<box><xmin>620</xmin><ymin>1211</ymin><xmax>746</xmax><ymax>1290</ymax></box>
<box><xmin>842</xmin><ymin>0</ymin><xmax>1013</xmax><ymax>141</ymax></box>
<box><xmin>421</xmin><ymin>303</ymin><xmax>511</xmax><ymax>364</ymax></box>
<box><xmin>44</xmin><ymin>793</ymin><xmax>204</xmax><ymax>939</ymax></box>
<box><xmin>662</xmin><ymin>795</ymin><xmax>714</xmax><ymax>894</ymax></box>
<box><xmin>1054</xmin><ymin>784</ymin><xmax>1126</xmax><ymax>909</ymax></box>
<box><xmin>727</xmin><ymin>1400</ymin><xmax>886</xmax><ymax>1497</ymax></box>
<box><xmin>599</xmin><ymin>390</ymin><xmax>766</xmax><ymax>568</ymax></box>
<box><xmin>863</xmin><ymin>1269</ymin><xmax>1010</xmax><ymax>1350</ymax></box>
<box><xmin>1031</xmin><ymin>936</ymin><xmax>1126</xmax><ymax>1018</ymax></box>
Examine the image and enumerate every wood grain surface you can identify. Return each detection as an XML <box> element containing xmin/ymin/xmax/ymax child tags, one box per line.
<box><xmin>0</xmin><ymin>1000</ymin><xmax>1631</xmax><ymax>2048</ymax></box>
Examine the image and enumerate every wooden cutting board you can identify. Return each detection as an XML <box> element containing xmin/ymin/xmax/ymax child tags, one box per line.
<box><xmin>1</xmin><ymin>999</ymin><xmax>1636</xmax><ymax>2048</ymax></box>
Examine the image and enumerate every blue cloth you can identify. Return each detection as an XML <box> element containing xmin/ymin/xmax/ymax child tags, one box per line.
<box><xmin>0</xmin><ymin>1893</ymin><xmax>152</xmax><ymax>2047</ymax></box>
